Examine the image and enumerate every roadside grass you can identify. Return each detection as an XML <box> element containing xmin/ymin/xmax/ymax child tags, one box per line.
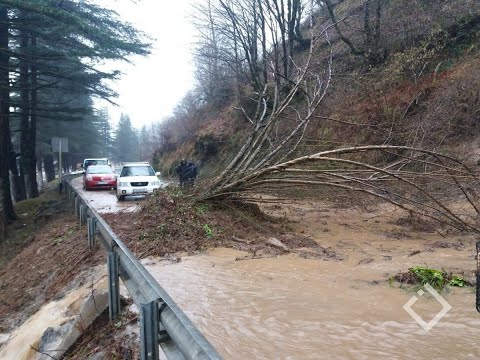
<box><xmin>1</xmin><ymin>180</ymin><xmax>65</xmax><ymax>268</ymax></box>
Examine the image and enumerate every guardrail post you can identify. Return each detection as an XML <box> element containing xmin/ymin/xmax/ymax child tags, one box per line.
<box><xmin>79</xmin><ymin>204</ymin><xmax>86</xmax><ymax>226</ymax></box>
<box><xmin>108</xmin><ymin>250</ymin><xmax>121</xmax><ymax>319</ymax></box>
<box><xmin>74</xmin><ymin>196</ymin><xmax>79</xmax><ymax>219</ymax></box>
<box><xmin>140</xmin><ymin>300</ymin><xmax>160</xmax><ymax>360</ymax></box>
<box><xmin>87</xmin><ymin>217</ymin><xmax>96</xmax><ymax>250</ymax></box>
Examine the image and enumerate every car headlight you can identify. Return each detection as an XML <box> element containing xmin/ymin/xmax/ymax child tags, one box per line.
<box><xmin>86</xmin><ymin>175</ymin><xmax>92</xmax><ymax>181</ymax></box>
<box><xmin>119</xmin><ymin>182</ymin><xmax>130</xmax><ymax>187</ymax></box>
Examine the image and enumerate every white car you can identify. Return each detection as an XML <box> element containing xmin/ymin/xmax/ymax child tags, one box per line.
<box><xmin>116</xmin><ymin>162</ymin><xmax>162</xmax><ymax>201</ymax></box>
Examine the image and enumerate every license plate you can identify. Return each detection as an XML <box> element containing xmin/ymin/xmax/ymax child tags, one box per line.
<box><xmin>133</xmin><ymin>188</ymin><xmax>147</xmax><ymax>193</ymax></box>
<box><xmin>97</xmin><ymin>181</ymin><xmax>107</xmax><ymax>185</ymax></box>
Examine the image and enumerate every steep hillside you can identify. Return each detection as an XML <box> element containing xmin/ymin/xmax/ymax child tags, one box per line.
<box><xmin>153</xmin><ymin>0</ymin><xmax>480</xmax><ymax>182</ymax></box>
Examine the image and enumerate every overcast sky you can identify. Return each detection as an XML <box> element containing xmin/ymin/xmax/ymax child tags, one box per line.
<box><xmin>98</xmin><ymin>0</ymin><xmax>197</xmax><ymax>129</ymax></box>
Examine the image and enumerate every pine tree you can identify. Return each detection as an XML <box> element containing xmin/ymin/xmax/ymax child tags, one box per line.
<box><xmin>113</xmin><ymin>114</ymin><xmax>139</xmax><ymax>163</ymax></box>
<box><xmin>0</xmin><ymin>4</ymin><xmax>16</xmax><ymax>225</ymax></box>
<box><xmin>138</xmin><ymin>125</ymin><xmax>152</xmax><ymax>161</ymax></box>
<box><xmin>96</xmin><ymin>107</ymin><xmax>114</xmax><ymax>158</ymax></box>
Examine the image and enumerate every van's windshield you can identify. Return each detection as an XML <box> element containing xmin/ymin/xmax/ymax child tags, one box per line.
<box><xmin>84</xmin><ymin>159</ymin><xmax>108</xmax><ymax>168</ymax></box>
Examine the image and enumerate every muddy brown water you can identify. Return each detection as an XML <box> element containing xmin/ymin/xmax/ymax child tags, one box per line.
<box><xmin>144</xmin><ymin>248</ymin><xmax>479</xmax><ymax>359</ymax></box>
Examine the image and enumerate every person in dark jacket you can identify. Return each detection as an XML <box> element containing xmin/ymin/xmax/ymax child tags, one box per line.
<box><xmin>175</xmin><ymin>160</ymin><xmax>188</xmax><ymax>187</ymax></box>
<box><xmin>185</xmin><ymin>161</ymin><xmax>198</xmax><ymax>186</ymax></box>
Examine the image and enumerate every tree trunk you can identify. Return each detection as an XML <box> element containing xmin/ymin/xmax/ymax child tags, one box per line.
<box><xmin>0</xmin><ymin>174</ymin><xmax>5</xmax><ymax>242</ymax></box>
<box><xmin>364</xmin><ymin>0</ymin><xmax>372</xmax><ymax>48</ymax></box>
<box><xmin>44</xmin><ymin>153</ymin><xmax>55</xmax><ymax>182</ymax></box>
<box><xmin>19</xmin><ymin>29</ymin><xmax>32</xmax><ymax>198</ymax></box>
<box><xmin>258</xmin><ymin>0</ymin><xmax>268</xmax><ymax>85</ymax></box>
<box><xmin>324</xmin><ymin>0</ymin><xmax>364</xmax><ymax>56</ymax></box>
<box><xmin>7</xmin><ymin>129</ymin><xmax>26</xmax><ymax>201</ymax></box>
<box><xmin>0</xmin><ymin>5</ymin><xmax>6</xmax><ymax>239</ymax></box>
<box><xmin>28</xmin><ymin>34</ymin><xmax>39</xmax><ymax>197</ymax></box>
<box><xmin>0</xmin><ymin>5</ymin><xmax>16</xmax><ymax>224</ymax></box>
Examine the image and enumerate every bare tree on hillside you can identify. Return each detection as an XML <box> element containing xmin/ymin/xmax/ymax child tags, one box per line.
<box><xmin>193</xmin><ymin>0</ymin><xmax>238</xmax><ymax>104</ymax></box>
<box><xmin>193</xmin><ymin>0</ymin><xmax>311</xmax><ymax>101</ymax></box>
<box><xmin>322</xmin><ymin>0</ymin><xmax>386</xmax><ymax>63</ymax></box>
<box><xmin>151</xmin><ymin>119</ymin><xmax>178</xmax><ymax>153</ymax></box>
<box><xmin>172</xmin><ymin>91</ymin><xmax>205</xmax><ymax>138</ymax></box>
<box><xmin>205</xmin><ymin>1</ymin><xmax>335</xmax><ymax>191</ymax></box>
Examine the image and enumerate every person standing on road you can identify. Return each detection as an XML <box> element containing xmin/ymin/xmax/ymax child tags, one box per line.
<box><xmin>186</xmin><ymin>161</ymin><xmax>197</xmax><ymax>186</ymax></box>
<box><xmin>176</xmin><ymin>160</ymin><xmax>188</xmax><ymax>187</ymax></box>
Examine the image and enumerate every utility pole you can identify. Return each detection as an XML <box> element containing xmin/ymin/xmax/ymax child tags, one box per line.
<box><xmin>52</xmin><ymin>137</ymin><xmax>68</xmax><ymax>179</ymax></box>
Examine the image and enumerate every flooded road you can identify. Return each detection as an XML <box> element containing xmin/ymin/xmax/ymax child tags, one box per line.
<box><xmin>70</xmin><ymin>176</ymin><xmax>168</xmax><ymax>213</ymax></box>
<box><xmin>144</xmin><ymin>248</ymin><xmax>479</xmax><ymax>359</ymax></box>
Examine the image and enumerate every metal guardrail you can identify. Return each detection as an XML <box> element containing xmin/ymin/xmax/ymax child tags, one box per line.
<box><xmin>61</xmin><ymin>175</ymin><xmax>222</xmax><ymax>360</ymax></box>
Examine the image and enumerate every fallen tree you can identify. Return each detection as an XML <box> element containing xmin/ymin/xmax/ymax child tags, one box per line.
<box><xmin>205</xmin><ymin>145</ymin><xmax>480</xmax><ymax>233</ymax></box>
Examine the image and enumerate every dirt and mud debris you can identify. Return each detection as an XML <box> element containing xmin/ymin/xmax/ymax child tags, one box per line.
<box><xmin>357</xmin><ymin>257</ymin><xmax>374</xmax><ymax>265</ymax></box>
<box><xmin>64</xmin><ymin>298</ymin><xmax>139</xmax><ymax>360</ymax></box>
<box><xmin>392</xmin><ymin>214</ymin><xmax>440</xmax><ymax>233</ymax></box>
<box><xmin>383</xmin><ymin>229</ymin><xmax>412</xmax><ymax>240</ymax></box>
<box><xmin>266</xmin><ymin>237</ymin><xmax>289</xmax><ymax>251</ymax></box>
<box><xmin>101</xmin><ymin>191</ymin><xmax>335</xmax><ymax>261</ymax></box>
<box><xmin>393</xmin><ymin>271</ymin><xmax>419</xmax><ymax>285</ymax></box>
<box><xmin>0</xmin><ymin>213</ymin><xmax>105</xmax><ymax>333</ymax></box>
<box><xmin>296</xmin><ymin>246</ymin><xmax>342</xmax><ymax>260</ymax></box>
<box><xmin>426</xmin><ymin>240</ymin><xmax>466</xmax><ymax>251</ymax></box>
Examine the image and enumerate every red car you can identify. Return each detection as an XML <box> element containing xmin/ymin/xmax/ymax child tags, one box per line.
<box><xmin>83</xmin><ymin>165</ymin><xmax>117</xmax><ymax>190</ymax></box>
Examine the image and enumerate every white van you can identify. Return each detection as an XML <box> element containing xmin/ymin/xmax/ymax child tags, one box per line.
<box><xmin>82</xmin><ymin>158</ymin><xmax>110</xmax><ymax>172</ymax></box>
